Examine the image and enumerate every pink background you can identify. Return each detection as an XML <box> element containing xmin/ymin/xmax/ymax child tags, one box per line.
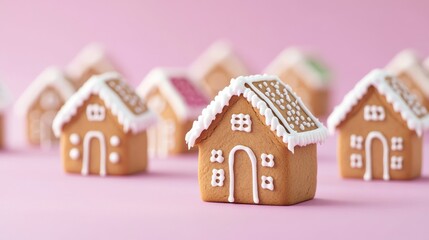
<box><xmin>1</xmin><ymin>0</ymin><xmax>429</xmax><ymax>239</ymax></box>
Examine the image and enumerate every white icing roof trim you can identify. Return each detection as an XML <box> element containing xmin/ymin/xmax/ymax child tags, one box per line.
<box><xmin>385</xmin><ymin>49</ymin><xmax>429</xmax><ymax>97</ymax></box>
<box><xmin>53</xmin><ymin>72</ymin><xmax>156</xmax><ymax>137</ymax></box>
<box><xmin>264</xmin><ymin>47</ymin><xmax>331</xmax><ymax>90</ymax></box>
<box><xmin>185</xmin><ymin>74</ymin><xmax>328</xmax><ymax>152</ymax></box>
<box><xmin>190</xmin><ymin>41</ymin><xmax>248</xmax><ymax>82</ymax></box>
<box><xmin>327</xmin><ymin>69</ymin><xmax>429</xmax><ymax>136</ymax></box>
<box><xmin>137</xmin><ymin>68</ymin><xmax>207</xmax><ymax>121</ymax></box>
<box><xmin>65</xmin><ymin>43</ymin><xmax>116</xmax><ymax>81</ymax></box>
<box><xmin>14</xmin><ymin>67</ymin><xmax>75</xmax><ymax>116</ymax></box>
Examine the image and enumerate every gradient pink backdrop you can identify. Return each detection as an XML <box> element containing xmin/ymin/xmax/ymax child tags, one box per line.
<box><xmin>1</xmin><ymin>0</ymin><xmax>429</xmax><ymax>147</ymax></box>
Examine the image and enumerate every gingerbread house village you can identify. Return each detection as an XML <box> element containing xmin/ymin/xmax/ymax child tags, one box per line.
<box><xmin>386</xmin><ymin>50</ymin><xmax>429</xmax><ymax>110</ymax></box>
<box><xmin>328</xmin><ymin>69</ymin><xmax>429</xmax><ymax>181</ymax></box>
<box><xmin>264</xmin><ymin>47</ymin><xmax>332</xmax><ymax>116</ymax></box>
<box><xmin>52</xmin><ymin>72</ymin><xmax>156</xmax><ymax>176</ymax></box>
<box><xmin>137</xmin><ymin>68</ymin><xmax>208</xmax><ymax>157</ymax></box>
<box><xmin>65</xmin><ymin>43</ymin><xmax>117</xmax><ymax>89</ymax></box>
<box><xmin>190</xmin><ymin>41</ymin><xmax>249</xmax><ymax>98</ymax></box>
<box><xmin>15</xmin><ymin>67</ymin><xmax>75</xmax><ymax>148</ymax></box>
<box><xmin>186</xmin><ymin>74</ymin><xmax>328</xmax><ymax>205</ymax></box>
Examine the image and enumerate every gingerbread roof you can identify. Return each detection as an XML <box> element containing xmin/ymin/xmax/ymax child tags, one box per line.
<box><xmin>386</xmin><ymin>49</ymin><xmax>429</xmax><ymax>97</ymax></box>
<box><xmin>190</xmin><ymin>41</ymin><xmax>248</xmax><ymax>82</ymax></box>
<box><xmin>65</xmin><ymin>43</ymin><xmax>116</xmax><ymax>83</ymax></box>
<box><xmin>185</xmin><ymin>74</ymin><xmax>328</xmax><ymax>152</ymax></box>
<box><xmin>138</xmin><ymin>68</ymin><xmax>209</xmax><ymax>121</ymax></box>
<box><xmin>14</xmin><ymin>67</ymin><xmax>75</xmax><ymax>116</ymax></box>
<box><xmin>53</xmin><ymin>72</ymin><xmax>156</xmax><ymax>137</ymax></box>
<box><xmin>327</xmin><ymin>69</ymin><xmax>429</xmax><ymax>136</ymax></box>
<box><xmin>264</xmin><ymin>48</ymin><xmax>331</xmax><ymax>90</ymax></box>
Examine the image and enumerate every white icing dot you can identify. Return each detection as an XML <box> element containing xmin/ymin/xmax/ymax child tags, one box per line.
<box><xmin>287</xmin><ymin>104</ymin><xmax>292</xmax><ymax>110</ymax></box>
<box><xmin>109</xmin><ymin>152</ymin><xmax>120</xmax><ymax>163</ymax></box>
<box><xmin>69</xmin><ymin>134</ymin><xmax>80</xmax><ymax>145</ymax></box>
<box><xmin>300</xmin><ymin>116</ymin><xmax>305</xmax><ymax>120</ymax></box>
<box><xmin>300</xmin><ymin>124</ymin><xmax>305</xmax><ymax>130</ymax></box>
<box><xmin>110</xmin><ymin>136</ymin><xmax>120</xmax><ymax>147</ymax></box>
<box><xmin>69</xmin><ymin>148</ymin><xmax>80</xmax><ymax>160</ymax></box>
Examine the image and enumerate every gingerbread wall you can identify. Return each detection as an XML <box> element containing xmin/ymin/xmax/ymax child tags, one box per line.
<box><xmin>202</xmin><ymin>65</ymin><xmax>235</xmax><ymax>98</ymax></box>
<box><xmin>26</xmin><ymin>86</ymin><xmax>64</xmax><ymax>145</ymax></box>
<box><xmin>145</xmin><ymin>88</ymin><xmax>195</xmax><ymax>156</ymax></box>
<box><xmin>337</xmin><ymin>86</ymin><xmax>422</xmax><ymax>180</ymax></box>
<box><xmin>60</xmin><ymin>95</ymin><xmax>148</xmax><ymax>175</ymax></box>
<box><xmin>278</xmin><ymin>68</ymin><xmax>329</xmax><ymax>116</ymax></box>
<box><xmin>196</xmin><ymin>96</ymin><xmax>316</xmax><ymax>205</ymax></box>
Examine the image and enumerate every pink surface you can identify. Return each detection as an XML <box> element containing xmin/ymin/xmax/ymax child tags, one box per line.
<box><xmin>1</xmin><ymin>1</ymin><xmax>429</xmax><ymax>239</ymax></box>
<box><xmin>2</xmin><ymin>137</ymin><xmax>429</xmax><ymax>239</ymax></box>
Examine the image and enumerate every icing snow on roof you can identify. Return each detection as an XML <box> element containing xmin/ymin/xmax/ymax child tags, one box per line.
<box><xmin>53</xmin><ymin>72</ymin><xmax>156</xmax><ymax>136</ymax></box>
<box><xmin>14</xmin><ymin>67</ymin><xmax>75</xmax><ymax>116</ymax></box>
<box><xmin>264</xmin><ymin>47</ymin><xmax>331</xmax><ymax>90</ymax></box>
<box><xmin>189</xmin><ymin>41</ymin><xmax>248</xmax><ymax>81</ymax></box>
<box><xmin>138</xmin><ymin>68</ymin><xmax>208</xmax><ymax>120</ymax></box>
<box><xmin>328</xmin><ymin>69</ymin><xmax>429</xmax><ymax>136</ymax></box>
<box><xmin>185</xmin><ymin>74</ymin><xmax>328</xmax><ymax>152</ymax></box>
<box><xmin>65</xmin><ymin>43</ymin><xmax>116</xmax><ymax>82</ymax></box>
<box><xmin>385</xmin><ymin>49</ymin><xmax>429</xmax><ymax>97</ymax></box>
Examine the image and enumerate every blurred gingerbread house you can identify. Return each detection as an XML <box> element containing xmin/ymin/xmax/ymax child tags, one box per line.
<box><xmin>328</xmin><ymin>69</ymin><xmax>429</xmax><ymax>181</ymax></box>
<box><xmin>15</xmin><ymin>67</ymin><xmax>75</xmax><ymax>148</ymax></box>
<box><xmin>386</xmin><ymin>50</ymin><xmax>429</xmax><ymax>110</ymax></box>
<box><xmin>138</xmin><ymin>68</ymin><xmax>208</xmax><ymax>157</ymax></box>
<box><xmin>53</xmin><ymin>72</ymin><xmax>156</xmax><ymax>176</ymax></box>
<box><xmin>264</xmin><ymin>48</ymin><xmax>331</xmax><ymax>116</ymax></box>
<box><xmin>65</xmin><ymin>43</ymin><xmax>117</xmax><ymax>89</ymax></box>
<box><xmin>190</xmin><ymin>41</ymin><xmax>249</xmax><ymax>98</ymax></box>
<box><xmin>0</xmin><ymin>79</ymin><xmax>9</xmax><ymax>149</ymax></box>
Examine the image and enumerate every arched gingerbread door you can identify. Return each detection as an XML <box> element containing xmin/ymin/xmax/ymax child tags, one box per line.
<box><xmin>82</xmin><ymin>131</ymin><xmax>107</xmax><ymax>176</ymax></box>
<box><xmin>364</xmin><ymin>131</ymin><xmax>390</xmax><ymax>181</ymax></box>
<box><xmin>228</xmin><ymin>145</ymin><xmax>259</xmax><ymax>204</ymax></box>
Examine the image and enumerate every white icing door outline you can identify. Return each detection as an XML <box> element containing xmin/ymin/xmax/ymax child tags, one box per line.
<box><xmin>364</xmin><ymin>131</ymin><xmax>389</xmax><ymax>181</ymax></box>
<box><xmin>82</xmin><ymin>131</ymin><xmax>107</xmax><ymax>176</ymax></box>
<box><xmin>228</xmin><ymin>145</ymin><xmax>259</xmax><ymax>204</ymax></box>
<box><xmin>39</xmin><ymin>111</ymin><xmax>57</xmax><ymax>149</ymax></box>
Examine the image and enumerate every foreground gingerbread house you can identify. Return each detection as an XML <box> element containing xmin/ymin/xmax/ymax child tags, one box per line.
<box><xmin>190</xmin><ymin>41</ymin><xmax>249</xmax><ymax>98</ymax></box>
<box><xmin>53</xmin><ymin>72</ymin><xmax>156</xmax><ymax>176</ymax></box>
<box><xmin>15</xmin><ymin>67</ymin><xmax>75</xmax><ymax>147</ymax></box>
<box><xmin>137</xmin><ymin>68</ymin><xmax>208</xmax><ymax>157</ymax></box>
<box><xmin>386</xmin><ymin>50</ymin><xmax>429</xmax><ymax>110</ymax></box>
<box><xmin>186</xmin><ymin>75</ymin><xmax>328</xmax><ymax>205</ymax></box>
<box><xmin>264</xmin><ymin>48</ymin><xmax>331</xmax><ymax>116</ymax></box>
<box><xmin>65</xmin><ymin>43</ymin><xmax>117</xmax><ymax>89</ymax></box>
<box><xmin>328</xmin><ymin>69</ymin><xmax>429</xmax><ymax>181</ymax></box>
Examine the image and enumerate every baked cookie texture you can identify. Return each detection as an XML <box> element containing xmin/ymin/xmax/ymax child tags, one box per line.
<box><xmin>15</xmin><ymin>67</ymin><xmax>75</xmax><ymax>148</ymax></box>
<box><xmin>52</xmin><ymin>72</ymin><xmax>156</xmax><ymax>176</ymax></box>
<box><xmin>65</xmin><ymin>43</ymin><xmax>117</xmax><ymax>89</ymax></box>
<box><xmin>265</xmin><ymin>47</ymin><xmax>332</xmax><ymax>117</ymax></box>
<box><xmin>137</xmin><ymin>68</ymin><xmax>208</xmax><ymax>157</ymax></box>
<box><xmin>386</xmin><ymin>50</ymin><xmax>429</xmax><ymax>111</ymax></box>
<box><xmin>190</xmin><ymin>41</ymin><xmax>249</xmax><ymax>99</ymax></box>
<box><xmin>328</xmin><ymin>69</ymin><xmax>429</xmax><ymax>181</ymax></box>
<box><xmin>186</xmin><ymin>75</ymin><xmax>328</xmax><ymax>205</ymax></box>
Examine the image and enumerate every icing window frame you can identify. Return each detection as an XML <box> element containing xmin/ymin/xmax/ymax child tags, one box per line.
<box><xmin>350</xmin><ymin>135</ymin><xmax>364</xmax><ymax>150</ymax></box>
<box><xmin>230</xmin><ymin>114</ymin><xmax>252</xmax><ymax>132</ymax></box>
<box><xmin>86</xmin><ymin>104</ymin><xmax>106</xmax><ymax>122</ymax></box>
<box><xmin>390</xmin><ymin>156</ymin><xmax>403</xmax><ymax>170</ymax></box>
<box><xmin>364</xmin><ymin>105</ymin><xmax>385</xmax><ymax>121</ymax></box>
<box><xmin>350</xmin><ymin>154</ymin><xmax>363</xmax><ymax>169</ymax></box>
<box><xmin>211</xmin><ymin>169</ymin><xmax>225</xmax><ymax>187</ymax></box>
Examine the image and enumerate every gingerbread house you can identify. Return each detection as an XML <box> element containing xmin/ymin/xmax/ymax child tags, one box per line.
<box><xmin>190</xmin><ymin>41</ymin><xmax>249</xmax><ymax>98</ymax></box>
<box><xmin>264</xmin><ymin>48</ymin><xmax>331</xmax><ymax>116</ymax></box>
<box><xmin>15</xmin><ymin>67</ymin><xmax>75</xmax><ymax>148</ymax></box>
<box><xmin>65</xmin><ymin>43</ymin><xmax>117</xmax><ymax>89</ymax></box>
<box><xmin>0</xmin><ymin>79</ymin><xmax>9</xmax><ymax>149</ymax></box>
<box><xmin>137</xmin><ymin>68</ymin><xmax>208</xmax><ymax>157</ymax></box>
<box><xmin>186</xmin><ymin>75</ymin><xmax>328</xmax><ymax>205</ymax></box>
<box><xmin>52</xmin><ymin>72</ymin><xmax>156</xmax><ymax>176</ymax></box>
<box><xmin>386</xmin><ymin>50</ymin><xmax>429</xmax><ymax>110</ymax></box>
<box><xmin>328</xmin><ymin>69</ymin><xmax>429</xmax><ymax>181</ymax></box>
